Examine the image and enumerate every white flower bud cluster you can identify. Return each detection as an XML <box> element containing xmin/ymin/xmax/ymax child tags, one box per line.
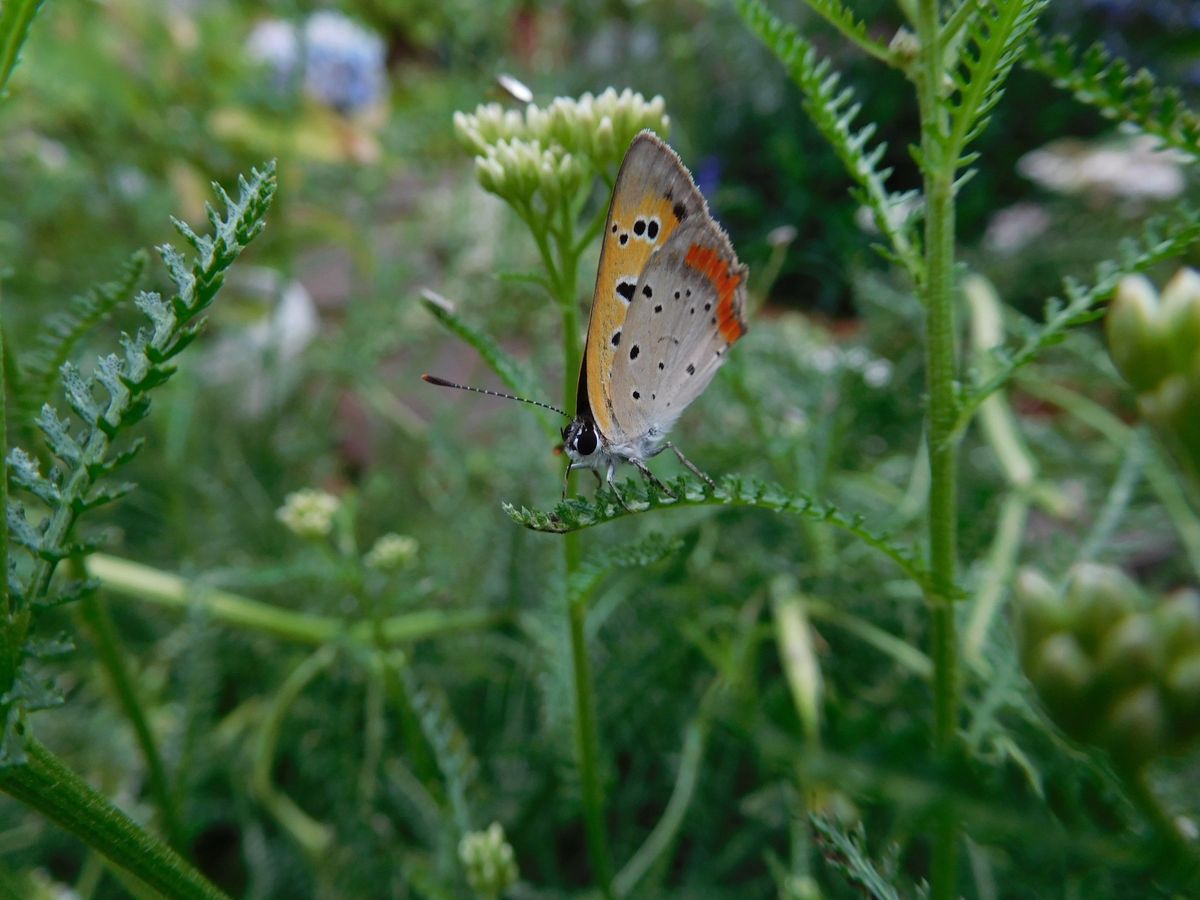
<box><xmin>458</xmin><ymin>822</ymin><xmax>518</xmax><ymax>897</ymax></box>
<box><xmin>275</xmin><ymin>489</ymin><xmax>340</xmax><ymax>538</ymax></box>
<box><xmin>453</xmin><ymin>88</ymin><xmax>669</xmax><ymax>210</ymax></box>
<box><xmin>363</xmin><ymin>533</ymin><xmax>419</xmax><ymax>570</ymax></box>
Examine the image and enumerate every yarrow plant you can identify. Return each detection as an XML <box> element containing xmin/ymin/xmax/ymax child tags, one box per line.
<box><xmin>431</xmin><ymin>4</ymin><xmax>1200</xmax><ymax>899</ymax></box>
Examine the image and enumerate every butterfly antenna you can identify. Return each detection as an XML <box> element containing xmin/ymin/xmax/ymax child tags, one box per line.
<box><xmin>421</xmin><ymin>374</ymin><xmax>570</xmax><ymax>418</ymax></box>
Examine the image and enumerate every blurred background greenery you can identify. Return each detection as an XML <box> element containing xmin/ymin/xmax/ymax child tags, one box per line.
<box><xmin>1</xmin><ymin>0</ymin><xmax>1199</xmax><ymax>897</ymax></box>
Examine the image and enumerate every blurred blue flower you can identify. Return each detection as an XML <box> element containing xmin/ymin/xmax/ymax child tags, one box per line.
<box><xmin>302</xmin><ymin>11</ymin><xmax>387</xmax><ymax>114</ymax></box>
<box><xmin>246</xmin><ymin>19</ymin><xmax>301</xmax><ymax>96</ymax></box>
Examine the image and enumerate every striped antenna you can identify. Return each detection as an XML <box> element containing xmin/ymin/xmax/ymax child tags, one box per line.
<box><xmin>421</xmin><ymin>374</ymin><xmax>570</xmax><ymax>418</ymax></box>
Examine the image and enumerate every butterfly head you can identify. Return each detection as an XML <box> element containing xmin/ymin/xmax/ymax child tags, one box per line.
<box><xmin>562</xmin><ymin>416</ymin><xmax>600</xmax><ymax>464</ymax></box>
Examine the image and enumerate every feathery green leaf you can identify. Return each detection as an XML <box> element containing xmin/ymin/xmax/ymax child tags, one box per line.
<box><xmin>1025</xmin><ymin>33</ymin><xmax>1200</xmax><ymax>160</ymax></box>
<box><xmin>738</xmin><ymin>0</ymin><xmax>922</xmax><ymax>282</ymax></box>
<box><xmin>505</xmin><ymin>475</ymin><xmax>932</xmax><ymax>592</ymax></box>
<box><xmin>952</xmin><ymin>205</ymin><xmax>1200</xmax><ymax>439</ymax></box>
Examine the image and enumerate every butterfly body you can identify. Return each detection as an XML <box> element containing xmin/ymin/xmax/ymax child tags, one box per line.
<box><xmin>563</xmin><ymin>131</ymin><xmax>749</xmax><ymax>495</ymax></box>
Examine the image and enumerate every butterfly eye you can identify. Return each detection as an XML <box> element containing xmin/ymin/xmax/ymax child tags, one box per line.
<box><xmin>573</xmin><ymin>427</ymin><xmax>597</xmax><ymax>456</ymax></box>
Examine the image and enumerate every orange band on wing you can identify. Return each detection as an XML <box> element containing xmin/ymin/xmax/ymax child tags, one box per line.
<box><xmin>684</xmin><ymin>244</ymin><xmax>746</xmax><ymax>343</ymax></box>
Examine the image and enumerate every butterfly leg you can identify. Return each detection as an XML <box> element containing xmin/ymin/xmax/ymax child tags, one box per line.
<box><xmin>656</xmin><ymin>441</ymin><xmax>716</xmax><ymax>490</ymax></box>
<box><xmin>606</xmin><ymin>463</ymin><xmax>634</xmax><ymax>512</ymax></box>
<box><xmin>631</xmin><ymin>458</ymin><xmax>676</xmax><ymax>499</ymax></box>
<box><xmin>562</xmin><ymin>460</ymin><xmax>574</xmax><ymax>500</ymax></box>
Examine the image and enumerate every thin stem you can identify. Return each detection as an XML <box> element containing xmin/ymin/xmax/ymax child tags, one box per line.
<box><xmin>0</xmin><ymin>282</ymin><xmax>11</xmax><ymax>701</ymax></box>
<box><xmin>802</xmin><ymin>0</ymin><xmax>900</xmax><ymax>68</ymax></box>
<box><xmin>548</xmin><ymin>189</ymin><xmax>612</xmax><ymax>894</ymax></box>
<box><xmin>75</xmin><ymin>588</ymin><xmax>185</xmax><ymax>851</ymax></box>
<box><xmin>0</xmin><ymin>738</ymin><xmax>228</xmax><ymax>900</ymax></box>
<box><xmin>916</xmin><ymin>0</ymin><xmax>960</xmax><ymax>896</ymax></box>
<box><xmin>85</xmin><ymin>553</ymin><xmax>504</xmax><ymax>646</ymax></box>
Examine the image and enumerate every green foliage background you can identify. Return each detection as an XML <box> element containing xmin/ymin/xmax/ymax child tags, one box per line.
<box><xmin>1</xmin><ymin>0</ymin><xmax>1199</xmax><ymax>898</ymax></box>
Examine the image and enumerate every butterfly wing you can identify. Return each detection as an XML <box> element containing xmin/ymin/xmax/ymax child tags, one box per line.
<box><xmin>581</xmin><ymin>131</ymin><xmax>707</xmax><ymax>439</ymax></box>
<box><xmin>604</xmin><ymin>215</ymin><xmax>748</xmax><ymax>444</ymax></box>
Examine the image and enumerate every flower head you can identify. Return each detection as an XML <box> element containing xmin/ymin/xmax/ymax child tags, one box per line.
<box><xmin>302</xmin><ymin>11</ymin><xmax>387</xmax><ymax>113</ymax></box>
<box><xmin>454</xmin><ymin>88</ymin><xmax>669</xmax><ymax>209</ymax></box>
<box><xmin>458</xmin><ymin>822</ymin><xmax>518</xmax><ymax>897</ymax></box>
<box><xmin>364</xmin><ymin>533</ymin><xmax>419</xmax><ymax>571</ymax></box>
<box><xmin>276</xmin><ymin>489</ymin><xmax>340</xmax><ymax>538</ymax></box>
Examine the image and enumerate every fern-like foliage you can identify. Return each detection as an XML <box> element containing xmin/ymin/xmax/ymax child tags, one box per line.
<box><xmin>0</xmin><ymin>0</ymin><xmax>43</xmax><ymax>97</ymax></box>
<box><xmin>1025</xmin><ymin>34</ymin><xmax>1200</xmax><ymax>160</ymax></box>
<box><xmin>934</xmin><ymin>0</ymin><xmax>1048</xmax><ymax>174</ymax></box>
<box><xmin>737</xmin><ymin>0</ymin><xmax>922</xmax><ymax>282</ymax></box>
<box><xmin>800</xmin><ymin>0</ymin><xmax>897</xmax><ymax>67</ymax></box>
<box><xmin>397</xmin><ymin>664</ymin><xmax>479</xmax><ymax>838</ymax></box>
<box><xmin>567</xmin><ymin>532</ymin><xmax>681</xmax><ymax>609</ymax></box>
<box><xmin>16</xmin><ymin>252</ymin><xmax>147</xmax><ymax>424</ymax></box>
<box><xmin>811</xmin><ymin>815</ymin><xmax>903</xmax><ymax>900</ymax></box>
<box><xmin>2</xmin><ymin>162</ymin><xmax>277</xmax><ymax>764</ymax></box>
<box><xmin>505</xmin><ymin>476</ymin><xmax>931</xmax><ymax>591</ymax></box>
<box><xmin>952</xmin><ymin>206</ymin><xmax>1200</xmax><ymax>439</ymax></box>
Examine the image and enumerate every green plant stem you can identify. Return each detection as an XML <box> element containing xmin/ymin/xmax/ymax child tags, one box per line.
<box><xmin>0</xmin><ymin>738</ymin><xmax>227</xmax><ymax>899</ymax></box>
<box><xmin>542</xmin><ymin>196</ymin><xmax>613</xmax><ymax>895</ymax></box>
<box><xmin>84</xmin><ymin>553</ymin><xmax>504</xmax><ymax>646</ymax></box>
<box><xmin>0</xmin><ymin>284</ymin><xmax>10</xmax><ymax>695</ymax></box>
<box><xmin>75</xmin><ymin>586</ymin><xmax>185</xmax><ymax>852</ymax></box>
<box><xmin>916</xmin><ymin>0</ymin><xmax>960</xmax><ymax>896</ymax></box>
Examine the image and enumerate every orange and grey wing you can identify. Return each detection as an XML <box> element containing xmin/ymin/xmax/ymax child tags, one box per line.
<box><xmin>605</xmin><ymin>215</ymin><xmax>748</xmax><ymax>440</ymax></box>
<box><xmin>580</xmin><ymin>130</ymin><xmax>707</xmax><ymax>441</ymax></box>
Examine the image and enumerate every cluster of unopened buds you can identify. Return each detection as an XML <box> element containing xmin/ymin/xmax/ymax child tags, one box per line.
<box><xmin>1107</xmin><ymin>269</ymin><xmax>1200</xmax><ymax>481</ymax></box>
<box><xmin>1016</xmin><ymin>563</ymin><xmax>1200</xmax><ymax>770</ymax></box>
<box><xmin>453</xmin><ymin>88</ymin><xmax>669</xmax><ymax>212</ymax></box>
<box><xmin>458</xmin><ymin>822</ymin><xmax>518</xmax><ymax>898</ymax></box>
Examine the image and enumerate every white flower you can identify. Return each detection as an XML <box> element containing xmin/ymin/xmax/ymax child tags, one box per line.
<box><xmin>459</xmin><ymin>822</ymin><xmax>518</xmax><ymax>896</ymax></box>
<box><xmin>1018</xmin><ymin>135</ymin><xmax>1185</xmax><ymax>201</ymax></box>
<box><xmin>364</xmin><ymin>534</ymin><xmax>418</xmax><ymax>571</ymax></box>
<box><xmin>276</xmin><ymin>489</ymin><xmax>340</xmax><ymax>538</ymax></box>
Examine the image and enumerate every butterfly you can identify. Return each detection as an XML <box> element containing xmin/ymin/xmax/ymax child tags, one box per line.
<box><xmin>425</xmin><ymin>130</ymin><xmax>749</xmax><ymax>505</ymax></box>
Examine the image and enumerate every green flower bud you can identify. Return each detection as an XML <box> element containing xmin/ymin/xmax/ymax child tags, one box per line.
<box><xmin>1014</xmin><ymin>567</ymin><xmax>1072</xmax><ymax>658</ymax></box>
<box><xmin>1066</xmin><ymin>563</ymin><xmax>1143</xmax><ymax>651</ymax></box>
<box><xmin>459</xmin><ymin>822</ymin><xmax>518</xmax><ymax>898</ymax></box>
<box><xmin>1102</xmin><ymin>685</ymin><xmax>1168</xmax><ymax>768</ymax></box>
<box><xmin>1155</xmin><ymin>588</ymin><xmax>1200</xmax><ymax>657</ymax></box>
<box><xmin>1094</xmin><ymin>612</ymin><xmax>1166</xmax><ymax>693</ymax></box>
<box><xmin>1029</xmin><ymin>633</ymin><xmax>1095</xmax><ymax>739</ymax></box>
<box><xmin>275</xmin><ymin>489</ymin><xmax>340</xmax><ymax>539</ymax></box>
<box><xmin>1165</xmin><ymin>654</ymin><xmax>1200</xmax><ymax>742</ymax></box>
<box><xmin>1107</xmin><ymin>274</ymin><xmax>1169</xmax><ymax>393</ymax></box>
<box><xmin>1159</xmin><ymin>268</ymin><xmax>1200</xmax><ymax>376</ymax></box>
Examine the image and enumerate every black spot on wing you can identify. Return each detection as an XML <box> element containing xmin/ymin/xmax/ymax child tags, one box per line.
<box><xmin>687</xmin><ymin>363</ymin><xmax>695</xmax><ymax>375</ymax></box>
<box><xmin>619</xmin><ymin>233</ymin><xmax>629</xmax><ymax>246</ymax></box>
<box><xmin>653</xmin><ymin>304</ymin><xmax>662</xmax><ymax>313</ymax></box>
<box><xmin>673</xmin><ymin>202</ymin><xmax>687</xmax><ymax>221</ymax></box>
<box><xmin>641</xmin><ymin>284</ymin><xmax>653</xmax><ymax>298</ymax></box>
<box><xmin>616</xmin><ymin>281</ymin><xmax>635</xmax><ymax>302</ymax></box>
<box><xmin>647</xmin><ymin>219</ymin><xmax>659</xmax><ymax>240</ymax></box>
<box><xmin>633</xmin><ymin>219</ymin><xmax>646</xmax><ymax>236</ymax></box>
<box><xmin>632</xmin><ymin>390</ymin><xmax>640</xmax><ymax>400</ymax></box>
<box><xmin>611</xmin><ymin>330</ymin><xmax>621</xmax><ymax>347</ymax></box>
<box><xmin>630</xmin><ymin>345</ymin><xmax>640</xmax><ymax>360</ymax></box>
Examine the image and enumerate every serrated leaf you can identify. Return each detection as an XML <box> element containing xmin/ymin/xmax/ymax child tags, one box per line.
<box><xmin>24</xmin><ymin>633</ymin><xmax>74</xmax><ymax>659</ymax></box>
<box><xmin>568</xmin><ymin>532</ymin><xmax>683</xmax><ymax>608</ymax></box>
<box><xmin>17</xmin><ymin>251</ymin><xmax>146</xmax><ymax>422</ymax></box>
<box><xmin>737</xmin><ymin>0</ymin><xmax>922</xmax><ymax>281</ymax></box>
<box><xmin>60</xmin><ymin>362</ymin><xmax>100</xmax><ymax>424</ymax></box>
<box><xmin>36</xmin><ymin>404</ymin><xmax>82</xmax><ymax>466</ymax></box>
<box><xmin>811</xmin><ymin>815</ymin><xmax>902</xmax><ymax>900</ymax></box>
<box><xmin>953</xmin><ymin>205</ymin><xmax>1200</xmax><ymax>437</ymax></box>
<box><xmin>506</xmin><ymin>475</ymin><xmax>933</xmax><ymax>593</ymax></box>
<box><xmin>7</xmin><ymin>448</ymin><xmax>59</xmax><ymax>506</ymax></box>
<box><xmin>1026</xmin><ymin>33</ymin><xmax>1200</xmax><ymax>160</ymax></box>
<box><xmin>32</xmin><ymin>578</ymin><xmax>97</xmax><ymax>610</ymax></box>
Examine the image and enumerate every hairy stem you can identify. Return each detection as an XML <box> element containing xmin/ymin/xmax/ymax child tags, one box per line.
<box><xmin>0</xmin><ymin>738</ymin><xmax>227</xmax><ymax>899</ymax></box>
<box><xmin>916</xmin><ymin>0</ymin><xmax>960</xmax><ymax>896</ymax></box>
